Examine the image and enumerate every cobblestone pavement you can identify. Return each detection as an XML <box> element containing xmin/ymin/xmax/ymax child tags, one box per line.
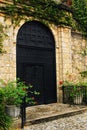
<box><xmin>24</xmin><ymin>112</ymin><xmax>87</xmax><ymax>130</ymax></box>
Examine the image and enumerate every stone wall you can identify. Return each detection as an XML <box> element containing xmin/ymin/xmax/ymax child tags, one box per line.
<box><xmin>0</xmin><ymin>17</ymin><xmax>16</xmax><ymax>81</ymax></box>
<box><xmin>0</xmin><ymin>16</ymin><xmax>87</xmax><ymax>102</ymax></box>
<box><xmin>71</xmin><ymin>32</ymin><xmax>87</xmax><ymax>74</ymax></box>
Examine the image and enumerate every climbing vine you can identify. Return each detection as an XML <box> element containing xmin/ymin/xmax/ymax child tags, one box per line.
<box><xmin>0</xmin><ymin>0</ymin><xmax>74</xmax><ymax>26</ymax></box>
<box><xmin>0</xmin><ymin>23</ymin><xmax>7</xmax><ymax>53</ymax></box>
<box><xmin>0</xmin><ymin>0</ymin><xmax>87</xmax><ymax>33</ymax></box>
<box><xmin>72</xmin><ymin>0</ymin><xmax>87</xmax><ymax>36</ymax></box>
<box><xmin>0</xmin><ymin>0</ymin><xmax>87</xmax><ymax>53</ymax></box>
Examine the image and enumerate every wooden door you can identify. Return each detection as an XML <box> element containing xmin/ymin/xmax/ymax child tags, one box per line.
<box><xmin>17</xmin><ymin>21</ymin><xmax>57</xmax><ymax>105</ymax></box>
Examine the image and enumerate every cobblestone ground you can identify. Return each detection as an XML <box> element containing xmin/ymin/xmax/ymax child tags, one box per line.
<box><xmin>24</xmin><ymin>112</ymin><xmax>87</xmax><ymax>130</ymax></box>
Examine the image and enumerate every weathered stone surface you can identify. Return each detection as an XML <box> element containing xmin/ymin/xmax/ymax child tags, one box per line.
<box><xmin>23</xmin><ymin>112</ymin><xmax>87</xmax><ymax>130</ymax></box>
<box><xmin>0</xmin><ymin>16</ymin><xmax>87</xmax><ymax>102</ymax></box>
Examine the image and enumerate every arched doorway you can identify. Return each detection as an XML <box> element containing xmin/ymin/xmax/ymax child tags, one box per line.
<box><xmin>16</xmin><ymin>21</ymin><xmax>57</xmax><ymax>105</ymax></box>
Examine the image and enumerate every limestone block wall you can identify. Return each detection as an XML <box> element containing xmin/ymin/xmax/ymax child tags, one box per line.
<box><xmin>50</xmin><ymin>24</ymin><xmax>60</xmax><ymax>101</ymax></box>
<box><xmin>0</xmin><ymin>16</ymin><xmax>16</xmax><ymax>81</ymax></box>
<box><xmin>0</xmin><ymin>15</ymin><xmax>87</xmax><ymax>102</ymax></box>
<box><xmin>55</xmin><ymin>26</ymin><xmax>73</xmax><ymax>102</ymax></box>
<box><xmin>57</xmin><ymin>26</ymin><xmax>72</xmax><ymax>80</ymax></box>
<box><xmin>71</xmin><ymin>32</ymin><xmax>87</xmax><ymax>74</ymax></box>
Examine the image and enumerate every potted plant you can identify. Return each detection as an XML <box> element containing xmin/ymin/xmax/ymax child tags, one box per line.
<box><xmin>62</xmin><ymin>81</ymin><xmax>85</xmax><ymax>105</ymax></box>
<box><xmin>0</xmin><ymin>79</ymin><xmax>39</xmax><ymax>118</ymax></box>
<box><xmin>71</xmin><ymin>85</ymin><xmax>83</xmax><ymax>104</ymax></box>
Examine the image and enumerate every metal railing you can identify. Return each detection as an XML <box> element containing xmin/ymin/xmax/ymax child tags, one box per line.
<box><xmin>20</xmin><ymin>85</ymin><xmax>87</xmax><ymax>128</ymax></box>
<box><xmin>21</xmin><ymin>97</ymin><xmax>26</xmax><ymax>129</ymax></box>
<box><xmin>62</xmin><ymin>85</ymin><xmax>87</xmax><ymax>105</ymax></box>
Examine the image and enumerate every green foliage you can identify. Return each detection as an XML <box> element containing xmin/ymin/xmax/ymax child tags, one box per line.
<box><xmin>0</xmin><ymin>0</ymin><xmax>87</xmax><ymax>34</ymax></box>
<box><xmin>0</xmin><ymin>23</ymin><xmax>7</xmax><ymax>53</ymax></box>
<box><xmin>0</xmin><ymin>0</ymin><xmax>87</xmax><ymax>52</ymax></box>
<box><xmin>80</xmin><ymin>71</ymin><xmax>87</xmax><ymax>78</ymax></box>
<box><xmin>0</xmin><ymin>79</ymin><xmax>40</xmax><ymax>106</ymax></box>
<box><xmin>80</xmin><ymin>49</ymin><xmax>87</xmax><ymax>56</ymax></box>
<box><xmin>70</xmin><ymin>86</ymin><xmax>83</xmax><ymax>98</ymax></box>
<box><xmin>0</xmin><ymin>0</ymin><xmax>76</xmax><ymax>27</ymax></box>
<box><xmin>72</xmin><ymin>0</ymin><xmax>87</xmax><ymax>36</ymax></box>
<box><xmin>62</xmin><ymin>81</ymin><xmax>87</xmax><ymax>100</ymax></box>
<box><xmin>0</xmin><ymin>79</ymin><xmax>40</xmax><ymax>129</ymax></box>
<box><xmin>0</xmin><ymin>88</ymin><xmax>12</xmax><ymax>130</ymax></box>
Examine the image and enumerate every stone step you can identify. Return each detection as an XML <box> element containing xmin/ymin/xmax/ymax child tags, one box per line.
<box><xmin>25</xmin><ymin>103</ymin><xmax>87</xmax><ymax>125</ymax></box>
<box><xmin>13</xmin><ymin>103</ymin><xmax>87</xmax><ymax>129</ymax></box>
<box><xmin>26</xmin><ymin>107</ymin><xmax>87</xmax><ymax>125</ymax></box>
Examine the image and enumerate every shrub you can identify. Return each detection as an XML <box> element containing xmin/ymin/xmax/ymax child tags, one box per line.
<box><xmin>0</xmin><ymin>88</ymin><xmax>12</xmax><ymax>130</ymax></box>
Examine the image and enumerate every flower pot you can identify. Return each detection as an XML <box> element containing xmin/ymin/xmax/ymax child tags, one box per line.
<box><xmin>73</xmin><ymin>94</ymin><xmax>83</xmax><ymax>105</ymax></box>
<box><xmin>5</xmin><ymin>105</ymin><xmax>20</xmax><ymax>118</ymax></box>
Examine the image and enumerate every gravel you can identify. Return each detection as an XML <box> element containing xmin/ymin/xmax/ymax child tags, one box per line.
<box><xmin>24</xmin><ymin>112</ymin><xmax>87</xmax><ymax>130</ymax></box>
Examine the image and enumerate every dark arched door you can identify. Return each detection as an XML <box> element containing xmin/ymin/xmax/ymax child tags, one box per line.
<box><xmin>17</xmin><ymin>21</ymin><xmax>57</xmax><ymax>105</ymax></box>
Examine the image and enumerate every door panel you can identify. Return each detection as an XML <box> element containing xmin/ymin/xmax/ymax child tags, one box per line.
<box><xmin>24</xmin><ymin>64</ymin><xmax>44</xmax><ymax>104</ymax></box>
<box><xmin>44</xmin><ymin>63</ymin><xmax>57</xmax><ymax>103</ymax></box>
<box><xmin>17</xmin><ymin>21</ymin><xmax>57</xmax><ymax>106</ymax></box>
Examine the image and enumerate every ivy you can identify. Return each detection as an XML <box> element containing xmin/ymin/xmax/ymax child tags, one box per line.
<box><xmin>0</xmin><ymin>0</ymin><xmax>87</xmax><ymax>35</ymax></box>
<box><xmin>0</xmin><ymin>0</ymin><xmax>74</xmax><ymax>26</ymax></box>
<box><xmin>0</xmin><ymin>23</ymin><xmax>7</xmax><ymax>54</ymax></box>
<box><xmin>0</xmin><ymin>0</ymin><xmax>86</xmax><ymax>53</ymax></box>
<box><xmin>80</xmin><ymin>71</ymin><xmax>87</xmax><ymax>78</ymax></box>
<box><xmin>72</xmin><ymin>0</ymin><xmax>87</xmax><ymax>36</ymax></box>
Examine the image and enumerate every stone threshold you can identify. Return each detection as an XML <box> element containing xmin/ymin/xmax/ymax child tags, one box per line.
<box><xmin>13</xmin><ymin>103</ymin><xmax>87</xmax><ymax>129</ymax></box>
<box><xmin>25</xmin><ymin>103</ymin><xmax>87</xmax><ymax>125</ymax></box>
<box><xmin>26</xmin><ymin>106</ymin><xmax>87</xmax><ymax>126</ymax></box>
